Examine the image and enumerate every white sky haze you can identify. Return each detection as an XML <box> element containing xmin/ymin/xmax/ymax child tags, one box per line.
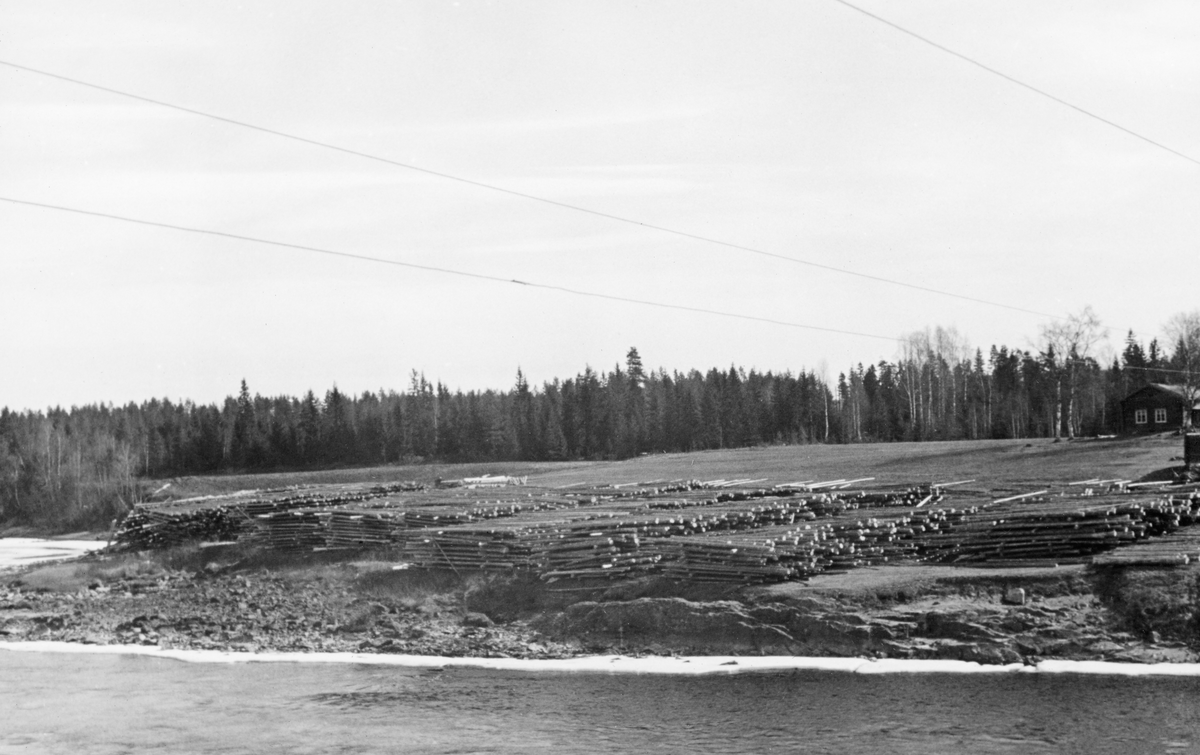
<box><xmin>2</xmin><ymin>1</ymin><xmax>1198</xmax><ymax>410</ymax></box>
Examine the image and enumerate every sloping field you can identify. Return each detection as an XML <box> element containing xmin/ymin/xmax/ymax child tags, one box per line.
<box><xmin>118</xmin><ymin>433</ymin><xmax>1200</xmax><ymax>583</ymax></box>
<box><xmin>160</xmin><ymin>433</ymin><xmax>1183</xmax><ymax>498</ymax></box>
<box><xmin>532</xmin><ymin>435</ymin><xmax>1185</xmax><ymax>491</ymax></box>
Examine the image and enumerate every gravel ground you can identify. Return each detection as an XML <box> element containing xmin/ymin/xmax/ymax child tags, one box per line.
<box><xmin>1</xmin><ymin>557</ymin><xmax>580</xmax><ymax>659</ymax></box>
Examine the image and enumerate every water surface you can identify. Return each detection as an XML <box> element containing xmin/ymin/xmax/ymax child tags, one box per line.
<box><xmin>3</xmin><ymin>650</ymin><xmax>1199</xmax><ymax>754</ymax></box>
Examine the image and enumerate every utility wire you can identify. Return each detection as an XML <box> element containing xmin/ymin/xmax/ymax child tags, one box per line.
<box><xmin>0</xmin><ymin>195</ymin><xmax>900</xmax><ymax>343</ymax></box>
<box><xmin>4</xmin><ymin>194</ymin><xmax>1191</xmax><ymax>370</ymax></box>
<box><xmin>1114</xmin><ymin>364</ymin><xmax>1196</xmax><ymax>378</ymax></box>
<box><xmin>830</xmin><ymin>0</ymin><xmax>1200</xmax><ymax>168</ymax></box>
<box><xmin>0</xmin><ymin>58</ymin><xmax>1058</xmax><ymax>320</ymax></box>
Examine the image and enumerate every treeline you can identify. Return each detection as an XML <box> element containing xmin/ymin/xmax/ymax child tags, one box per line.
<box><xmin>2</xmin><ymin>318</ymin><xmax>1196</xmax><ymax>529</ymax></box>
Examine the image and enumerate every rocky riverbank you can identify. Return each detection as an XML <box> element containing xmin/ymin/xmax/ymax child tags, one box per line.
<box><xmin>3</xmin><ymin>545</ymin><xmax>1198</xmax><ymax>664</ymax></box>
<box><xmin>0</xmin><ymin>548</ymin><xmax>577</xmax><ymax>659</ymax></box>
<box><xmin>537</xmin><ymin>566</ymin><xmax>1200</xmax><ymax>664</ymax></box>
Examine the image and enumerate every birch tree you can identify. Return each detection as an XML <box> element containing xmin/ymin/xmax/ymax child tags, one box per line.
<box><xmin>1164</xmin><ymin>310</ymin><xmax>1200</xmax><ymax>429</ymax></box>
<box><xmin>1040</xmin><ymin>306</ymin><xmax>1106</xmax><ymax>438</ymax></box>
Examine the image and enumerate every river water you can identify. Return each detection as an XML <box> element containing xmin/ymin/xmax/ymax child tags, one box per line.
<box><xmin>3</xmin><ymin>649</ymin><xmax>1200</xmax><ymax>754</ymax></box>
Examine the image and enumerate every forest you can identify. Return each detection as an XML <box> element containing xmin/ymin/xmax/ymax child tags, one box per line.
<box><xmin>3</xmin><ymin>310</ymin><xmax>1198</xmax><ymax>530</ymax></box>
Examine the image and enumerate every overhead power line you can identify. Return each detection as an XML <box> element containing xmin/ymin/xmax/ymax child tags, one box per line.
<box><xmin>0</xmin><ymin>195</ymin><xmax>901</xmax><ymax>343</ymax></box>
<box><xmin>1115</xmin><ymin>364</ymin><xmax>1196</xmax><ymax>378</ymax></box>
<box><xmin>830</xmin><ymin>0</ymin><xmax>1200</xmax><ymax>168</ymax></box>
<box><xmin>0</xmin><ymin>58</ymin><xmax>1058</xmax><ymax>320</ymax></box>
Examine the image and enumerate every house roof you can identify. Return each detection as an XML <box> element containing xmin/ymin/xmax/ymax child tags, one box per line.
<box><xmin>1123</xmin><ymin>383</ymin><xmax>1200</xmax><ymax>409</ymax></box>
<box><xmin>1150</xmin><ymin>383</ymin><xmax>1191</xmax><ymax>400</ymax></box>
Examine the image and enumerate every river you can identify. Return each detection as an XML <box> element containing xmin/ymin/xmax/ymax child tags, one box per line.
<box><xmin>3</xmin><ymin>648</ymin><xmax>1199</xmax><ymax>754</ymax></box>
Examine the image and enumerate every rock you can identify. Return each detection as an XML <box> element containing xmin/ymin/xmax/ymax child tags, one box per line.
<box><xmin>1014</xmin><ymin>637</ymin><xmax>1046</xmax><ymax>656</ymax></box>
<box><xmin>540</xmin><ymin>599</ymin><xmax>801</xmax><ymax>654</ymax></box>
<box><xmin>1086</xmin><ymin>640</ymin><xmax>1123</xmax><ymax>656</ymax></box>
<box><xmin>994</xmin><ymin>647</ymin><xmax>1023</xmax><ymax>665</ymax></box>
<box><xmin>462</xmin><ymin>612</ymin><xmax>494</xmax><ymax>628</ymax></box>
<box><xmin>960</xmin><ymin>644</ymin><xmax>1021</xmax><ymax>665</ymax></box>
<box><xmin>31</xmin><ymin>614</ymin><xmax>68</xmax><ymax>630</ymax></box>
<box><xmin>999</xmin><ymin>614</ymin><xmax>1033</xmax><ymax>632</ymax></box>
<box><xmin>1002</xmin><ymin>588</ymin><xmax>1026</xmax><ymax>606</ymax></box>
<box><xmin>359</xmin><ymin>638</ymin><xmax>391</xmax><ymax>650</ymax></box>
<box><xmin>920</xmin><ymin>614</ymin><xmax>1005</xmax><ymax>642</ymax></box>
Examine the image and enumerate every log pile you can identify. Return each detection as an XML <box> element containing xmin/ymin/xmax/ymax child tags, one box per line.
<box><xmin>659</xmin><ymin>505</ymin><xmax>976</xmax><ymax>582</ymax></box>
<box><xmin>399</xmin><ymin>490</ymin><xmax>977</xmax><ymax>583</ymax></box>
<box><xmin>1091</xmin><ymin>525</ymin><xmax>1200</xmax><ymax>566</ymax></box>
<box><xmin>113</xmin><ymin>474</ymin><xmax>1200</xmax><ymax>584</ymax></box>
<box><xmin>242</xmin><ymin>495</ymin><xmax>573</xmax><ymax>551</ymax></box>
<box><xmin>117</xmin><ymin>477</ymin><xmax>939</xmax><ymax>553</ymax></box>
<box><xmin>1089</xmin><ymin>493</ymin><xmax>1200</xmax><ymax>566</ymax></box>
<box><xmin>540</xmin><ymin>527</ymin><xmax>654</xmax><ymax>579</ymax></box>
<box><xmin>115</xmin><ymin>482</ymin><xmax>425</xmax><ymax>549</ymax></box>
<box><xmin>328</xmin><ymin>508</ymin><xmax>408</xmax><ymax>548</ymax></box>
<box><xmin>846</xmin><ymin>484</ymin><xmax>946</xmax><ymax>508</ymax></box>
<box><xmin>661</xmin><ymin>529</ymin><xmax>813</xmax><ymax>582</ymax></box>
<box><xmin>403</xmin><ymin>524</ymin><xmax>538</xmax><ymax>571</ymax></box>
<box><xmin>396</xmin><ymin>494</ymin><xmax>813</xmax><ymax>579</ymax></box>
<box><xmin>114</xmin><ymin>505</ymin><xmax>247</xmax><ymax>550</ymax></box>
<box><xmin>917</xmin><ymin>492</ymin><xmax>1200</xmax><ymax>567</ymax></box>
<box><xmin>248</xmin><ymin>509</ymin><xmax>334</xmax><ymax>551</ymax></box>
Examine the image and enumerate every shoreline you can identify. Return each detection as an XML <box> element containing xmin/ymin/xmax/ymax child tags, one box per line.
<box><xmin>5</xmin><ymin>639</ymin><xmax>1200</xmax><ymax>676</ymax></box>
<box><xmin>5</xmin><ymin>540</ymin><xmax>1199</xmax><ymax>668</ymax></box>
<box><xmin>0</xmin><ymin>538</ymin><xmax>109</xmax><ymax>570</ymax></box>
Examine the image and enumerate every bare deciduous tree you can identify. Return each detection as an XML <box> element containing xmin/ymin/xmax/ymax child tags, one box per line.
<box><xmin>1164</xmin><ymin>310</ymin><xmax>1200</xmax><ymax>429</ymax></box>
<box><xmin>1040</xmin><ymin>306</ymin><xmax>1106</xmax><ymax>438</ymax></box>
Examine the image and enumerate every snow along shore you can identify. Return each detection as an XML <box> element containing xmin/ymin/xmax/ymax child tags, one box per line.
<box><xmin>0</xmin><ymin>538</ymin><xmax>107</xmax><ymax>569</ymax></box>
<box><xmin>4</xmin><ymin>640</ymin><xmax>1200</xmax><ymax>677</ymax></box>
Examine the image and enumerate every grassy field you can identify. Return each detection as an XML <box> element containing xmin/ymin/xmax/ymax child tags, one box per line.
<box><xmin>161</xmin><ymin>433</ymin><xmax>1185</xmax><ymax>500</ymax></box>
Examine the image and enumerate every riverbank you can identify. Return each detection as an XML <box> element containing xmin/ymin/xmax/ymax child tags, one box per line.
<box><xmin>0</xmin><ymin>547</ymin><xmax>577</xmax><ymax>659</ymax></box>
<box><xmin>6</xmin><ymin>640</ymin><xmax>1200</xmax><ymax>676</ymax></box>
<box><xmin>3</xmin><ymin>543</ymin><xmax>1197</xmax><ymax>665</ymax></box>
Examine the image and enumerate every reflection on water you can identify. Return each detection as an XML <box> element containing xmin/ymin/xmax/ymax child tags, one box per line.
<box><xmin>3</xmin><ymin>651</ymin><xmax>1199</xmax><ymax>754</ymax></box>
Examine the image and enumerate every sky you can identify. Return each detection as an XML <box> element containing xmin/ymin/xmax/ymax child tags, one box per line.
<box><xmin>2</xmin><ymin>1</ymin><xmax>1198</xmax><ymax>411</ymax></box>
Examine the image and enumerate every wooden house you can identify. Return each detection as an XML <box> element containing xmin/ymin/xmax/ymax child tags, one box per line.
<box><xmin>1120</xmin><ymin>384</ymin><xmax>1200</xmax><ymax>433</ymax></box>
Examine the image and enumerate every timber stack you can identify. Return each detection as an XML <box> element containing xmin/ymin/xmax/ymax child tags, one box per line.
<box><xmin>917</xmin><ymin>491</ymin><xmax>1200</xmax><ymax>567</ymax></box>
<box><xmin>111</xmin><ymin>474</ymin><xmax>1200</xmax><ymax>585</ymax></box>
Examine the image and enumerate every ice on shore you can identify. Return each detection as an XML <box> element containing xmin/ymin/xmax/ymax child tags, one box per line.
<box><xmin>3</xmin><ymin>641</ymin><xmax>1200</xmax><ymax>677</ymax></box>
<box><xmin>0</xmin><ymin>538</ymin><xmax>107</xmax><ymax>569</ymax></box>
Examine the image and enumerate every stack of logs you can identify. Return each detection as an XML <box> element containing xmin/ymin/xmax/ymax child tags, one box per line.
<box><xmin>115</xmin><ymin>482</ymin><xmax>426</xmax><ymax>549</ymax></box>
<box><xmin>918</xmin><ymin>492</ymin><xmax>1200</xmax><ymax>567</ymax></box>
<box><xmin>661</xmin><ymin>506</ymin><xmax>976</xmax><ymax>582</ymax></box>
<box><xmin>113</xmin><ymin>476</ymin><xmax>1200</xmax><ymax>584</ymax></box>
<box><xmin>403</xmin><ymin>489</ymin><xmax>970</xmax><ymax>582</ymax></box>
